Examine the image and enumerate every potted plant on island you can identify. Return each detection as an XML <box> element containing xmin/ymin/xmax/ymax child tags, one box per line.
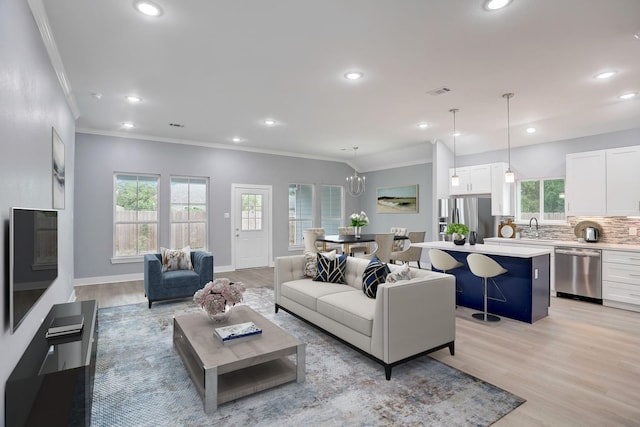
<box><xmin>446</xmin><ymin>223</ymin><xmax>469</xmax><ymax>245</ymax></box>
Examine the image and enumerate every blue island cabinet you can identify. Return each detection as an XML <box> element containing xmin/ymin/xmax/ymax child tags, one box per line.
<box><xmin>413</xmin><ymin>242</ymin><xmax>551</xmax><ymax>323</ymax></box>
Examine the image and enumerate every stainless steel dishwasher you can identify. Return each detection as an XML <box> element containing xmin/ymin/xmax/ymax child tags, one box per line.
<box><xmin>555</xmin><ymin>247</ymin><xmax>602</xmax><ymax>303</ymax></box>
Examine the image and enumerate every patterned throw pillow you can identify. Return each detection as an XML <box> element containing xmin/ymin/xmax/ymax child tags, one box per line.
<box><xmin>304</xmin><ymin>250</ymin><xmax>337</xmax><ymax>278</ymax></box>
<box><xmin>362</xmin><ymin>256</ymin><xmax>390</xmax><ymax>298</ymax></box>
<box><xmin>386</xmin><ymin>263</ymin><xmax>411</xmax><ymax>283</ymax></box>
<box><xmin>313</xmin><ymin>252</ymin><xmax>347</xmax><ymax>284</ymax></box>
<box><xmin>161</xmin><ymin>246</ymin><xmax>193</xmax><ymax>272</ymax></box>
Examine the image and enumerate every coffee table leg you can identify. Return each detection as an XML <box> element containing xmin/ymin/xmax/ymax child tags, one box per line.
<box><xmin>204</xmin><ymin>366</ymin><xmax>218</xmax><ymax>413</ymax></box>
<box><xmin>296</xmin><ymin>343</ymin><xmax>306</xmax><ymax>383</ymax></box>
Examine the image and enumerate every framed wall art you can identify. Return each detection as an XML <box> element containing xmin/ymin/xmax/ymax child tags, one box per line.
<box><xmin>52</xmin><ymin>127</ymin><xmax>65</xmax><ymax>209</ymax></box>
<box><xmin>376</xmin><ymin>185</ymin><xmax>418</xmax><ymax>213</ymax></box>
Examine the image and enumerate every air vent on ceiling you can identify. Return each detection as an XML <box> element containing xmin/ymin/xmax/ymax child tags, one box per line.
<box><xmin>169</xmin><ymin>123</ymin><xmax>184</xmax><ymax>128</ymax></box>
<box><xmin>427</xmin><ymin>87</ymin><xmax>451</xmax><ymax>96</ymax></box>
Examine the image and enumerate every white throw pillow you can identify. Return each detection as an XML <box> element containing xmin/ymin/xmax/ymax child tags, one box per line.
<box><xmin>161</xmin><ymin>246</ymin><xmax>193</xmax><ymax>272</ymax></box>
<box><xmin>304</xmin><ymin>250</ymin><xmax>337</xmax><ymax>278</ymax></box>
<box><xmin>386</xmin><ymin>263</ymin><xmax>411</xmax><ymax>283</ymax></box>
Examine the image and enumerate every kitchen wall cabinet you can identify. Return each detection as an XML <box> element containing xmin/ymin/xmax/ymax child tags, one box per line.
<box><xmin>606</xmin><ymin>146</ymin><xmax>640</xmax><ymax>216</ymax></box>
<box><xmin>490</xmin><ymin>162</ymin><xmax>514</xmax><ymax>216</ymax></box>
<box><xmin>565</xmin><ymin>150</ymin><xmax>606</xmax><ymax>216</ymax></box>
<box><xmin>448</xmin><ymin>164</ymin><xmax>492</xmax><ymax>196</ymax></box>
<box><xmin>603</xmin><ymin>250</ymin><xmax>640</xmax><ymax>313</ymax></box>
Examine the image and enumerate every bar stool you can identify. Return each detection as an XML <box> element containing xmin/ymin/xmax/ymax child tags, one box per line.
<box><xmin>466</xmin><ymin>253</ymin><xmax>508</xmax><ymax>322</ymax></box>
<box><xmin>428</xmin><ymin>249</ymin><xmax>463</xmax><ymax>274</ymax></box>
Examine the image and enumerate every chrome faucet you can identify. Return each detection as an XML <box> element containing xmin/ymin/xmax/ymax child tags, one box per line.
<box><xmin>529</xmin><ymin>217</ymin><xmax>539</xmax><ymax>239</ymax></box>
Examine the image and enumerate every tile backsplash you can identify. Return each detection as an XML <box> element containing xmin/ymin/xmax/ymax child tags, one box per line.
<box><xmin>517</xmin><ymin>217</ymin><xmax>640</xmax><ymax>245</ymax></box>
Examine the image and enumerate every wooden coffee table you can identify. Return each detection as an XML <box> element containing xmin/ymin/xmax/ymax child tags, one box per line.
<box><xmin>173</xmin><ymin>305</ymin><xmax>305</xmax><ymax>413</ymax></box>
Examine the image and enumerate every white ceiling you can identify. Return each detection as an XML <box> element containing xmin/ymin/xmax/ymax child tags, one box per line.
<box><xmin>37</xmin><ymin>0</ymin><xmax>640</xmax><ymax>171</ymax></box>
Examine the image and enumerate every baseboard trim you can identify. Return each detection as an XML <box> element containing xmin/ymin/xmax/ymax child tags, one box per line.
<box><xmin>74</xmin><ymin>264</ymin><xmax>237</xmax><ymax>286</ymax></box>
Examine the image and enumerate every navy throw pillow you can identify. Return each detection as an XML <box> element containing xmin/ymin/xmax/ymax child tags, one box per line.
<box><xmin>363</xmin><ymin>256</ymin><xmax>390</xmax><ymax>298</ymax></box>
<box><xmin>313</xmin><ymin>252</ymin><xmax>347</xmax><ymax>284</ymax></box>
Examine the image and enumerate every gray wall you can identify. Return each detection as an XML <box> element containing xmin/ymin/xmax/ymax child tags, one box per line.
<box><xmin>0</xmin><ymin>0</ymin><xmax>76</xmax><ymax>422</ymax></box>
<box><xmin>74</xmin><ymin>133</ymin><xmax>362</xmax><ymax>279</ymax></box>
<box><xmin>455</xmin><ymin>127</ymin><xmax>640</xmax><ymax>179</ymax></box>
<box><xmin>74</xmin><ymin>133</ymin><xmax>437</xmax><ymax>281</ymax></box>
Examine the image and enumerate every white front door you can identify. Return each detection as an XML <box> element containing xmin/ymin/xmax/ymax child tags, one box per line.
<box><xmin>232</xmin><ymin>184</ymin><xmax>271</xmax><ymax>269</ymax></box>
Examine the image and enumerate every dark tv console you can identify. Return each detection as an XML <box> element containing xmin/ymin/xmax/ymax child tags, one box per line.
<box><xmin>5</xmin><ymin>300</ymin><xmax>98</xmax><ymax>427</ymax></box>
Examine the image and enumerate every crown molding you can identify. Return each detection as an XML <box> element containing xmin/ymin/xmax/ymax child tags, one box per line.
<box><xmin>28</xmin><ymin>0</ymin><xmax>80</xmax><ymax>119</ymax></box>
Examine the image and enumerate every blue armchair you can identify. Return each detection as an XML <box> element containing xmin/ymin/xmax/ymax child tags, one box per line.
<box><xmin>144</xmin><ymin>250</ymin><xmax>214</xmax><ymax>308</ymax></box>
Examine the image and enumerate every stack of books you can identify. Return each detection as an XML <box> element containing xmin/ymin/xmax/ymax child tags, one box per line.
<box><xmin>45</xmin><ymin>314</ymin><xmax>84</xmax><ymax>339</ymax></box>
<box><xmin>214</xmin><ymin>321</ymin><xmax>262</xmax><ymax>344</ymax></box>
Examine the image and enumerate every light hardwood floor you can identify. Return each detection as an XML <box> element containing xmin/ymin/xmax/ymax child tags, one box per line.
<box><xmin>75</xmin><ymin>268</ymin><xmax>640</xmax><ymax>426</ymax></box>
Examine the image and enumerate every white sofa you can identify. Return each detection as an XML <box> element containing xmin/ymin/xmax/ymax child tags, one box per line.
<box><xmin>274</xmin><ymin>254</ymin><xmax>456</xmax><ymax>379</ymax></box>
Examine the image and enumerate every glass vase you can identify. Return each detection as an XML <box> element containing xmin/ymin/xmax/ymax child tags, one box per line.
<box><xmin>354</xmin><ymin>226</ymin><xmax>362</xmax><ymax>239</ymax></box>
<box><xmin>208</xmin><ymin>305</ymin><xmax>232</xmax><ymax>323</ymax></box>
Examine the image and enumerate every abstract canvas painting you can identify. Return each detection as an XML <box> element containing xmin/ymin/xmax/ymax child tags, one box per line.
<box><xmin>52</xmin><ymin>128</ymin><xmax>65</xmax><ymax>209</ymax></box>
<box><xmin>376</xmin><ymin>185</ymin><xmax>418</xmax><ymax>213</ymax></box>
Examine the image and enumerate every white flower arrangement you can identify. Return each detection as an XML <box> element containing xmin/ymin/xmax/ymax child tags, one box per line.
<box><xmin>193</xmin><ymin>278</ymin><xmax>245</xmax><ymax>316</ymax></box>
<box><xmin>350</xmin><ymin>211</ymin><xmax>369</xmax><ymax>227</ymax></box>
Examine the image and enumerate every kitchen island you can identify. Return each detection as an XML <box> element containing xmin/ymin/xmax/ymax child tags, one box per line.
<box><xmin>412</xmin><ymin>242</ymin><xmax>551</xmax><ymax>323</ymax></box>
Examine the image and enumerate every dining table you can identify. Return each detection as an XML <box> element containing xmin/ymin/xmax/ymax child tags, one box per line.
<box><xmin>315</xmin><ymin>234</ymin><xmax>408</xmax><ymax>256</ymax></box>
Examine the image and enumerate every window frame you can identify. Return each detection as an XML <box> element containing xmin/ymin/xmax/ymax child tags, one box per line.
<box><xmin>169</xmin><ymin>175</ymin><xmax>209</xmax><ymax>251</ymax></box>
<box><xmin>112</xmin><ymin>173</ymin><xmax>160</xmax><ymax>261</ymax></box>
<box><xmin>515</xmin><ymin>176</ymin><xmax>566</xmax><ymax>225</ymax></box>
<box><xmin>288</xmin><ymin>183</ymin><xmax>314</xmax><ymax>249</ymax></box>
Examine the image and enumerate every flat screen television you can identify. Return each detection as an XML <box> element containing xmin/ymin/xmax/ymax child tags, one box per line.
<box><xmin>9</xmin><ymin>207</ymin><xmax>58</xmax><ymax>334</ymax></box>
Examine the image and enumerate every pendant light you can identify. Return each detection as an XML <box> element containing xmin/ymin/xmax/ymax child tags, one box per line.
<box><xmin>450</xmin><ymin>108</ymin><xmax>460</xmax><ymax>187</ymax></box>
<box><xmin>502</xmin><ymin>92</ymin><xmax>515</xmax><ymax>183</ymax></box>
<box><xmin>346</xmin><ymin>146</ymin><xmax>365</xmax><ymax>197</ymax></box>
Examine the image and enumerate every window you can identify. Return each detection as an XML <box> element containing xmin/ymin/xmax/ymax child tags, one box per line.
<box><xmin>241</xmin><ymin>193</ymin><xmax>263</xmax><ymax>231</ymax></box>
<box><xmin>114</xmin><ymin>174</ymin><xmax>159</xmax><ymax>257</ymax></box>
<box><xmin>320</xmin><ymin>185</ymin><xmax>343</xmax><ymax>235</ymax></box>
<box><xmin>517</xmin><ymin>178</ymin><xmax>566</xmax><ymax>222</ymax></box>
<box><xmin>288</xmin><ymin>184</ymin><xmax>313</xmax><ymax>246</ymax></box>
<box><xmin>170</xmin><ymin>177</ymin><xmax>208</xmax><ymax>250</ymax></box>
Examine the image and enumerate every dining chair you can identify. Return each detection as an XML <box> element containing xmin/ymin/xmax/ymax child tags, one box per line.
<box><xmin>361</xmin><ymin>233</ymin><xmax>395</xmax><ymax>263</ymax></box>
<box><xmin>390</xmin><ymin>231</ymin><xmax>426</xmax><ymax>268</ymax></box>
<box><xmin>390</xmin><ymin>227</ymin><xmax>408</xmax><ymax>252</ymax></box>
<box><xmin>338</xmin><ymin>226</ymin><xmax>368</xmax><ymax>255</ymax></box>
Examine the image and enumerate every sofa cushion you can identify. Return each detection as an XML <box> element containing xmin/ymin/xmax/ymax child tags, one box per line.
<box><xmin>161</xmin><ymin>246</ymin><xmax>193</xmax><ymax>272</ymax></box>
<box><xmin>313</xmin><ymin>253</ymin><xmax>347</xmax><ymax>284</ymax></box>
<box><xmin>281</xmin><ymin>279</ymin><xmax>354</xmax><ymax>311</ymax></box>
<box><xmin>386</xmin><ymin>263</ymin><xmax>411</xmax><ymax>283</ymax></box>
<box><xmin>317</xmin><ymin>291</ymin><xmax>376</xmax><ymax>337</ymax></box>
<box><xmin>362</xmin><ymin>256</ymin><xmax>390</xmax><ymax>298</ymax></box>
<box><xmin>304</xmin><ymin>250</ymin><xmax>337</xmax><ymax>278</ymax></box>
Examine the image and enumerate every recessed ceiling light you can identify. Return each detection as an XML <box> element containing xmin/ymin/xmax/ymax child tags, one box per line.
<box><xmin>618</xmin><ymin>92</ymin><xmax>637</xmax><ymax>100</ymax></box>
<box><xmin>344</xmin><ymin>71</ymin><xmax>364</xmax><ymax>80</ymax></box>
<box><xmin>453</xmin><ymin>132</ymin><xmax>461</xmax><ymax>137</ymax></box>
<box><xmin>232</xmin><ymin>137</ymin><xmax>242</xmax><ymax>143</ymax></box>
<box><xmin>126</xmin><ymin>95</ymin><xmax>143</xmax><ymax>103</ymax></box>
<box><xmin>634</xmin><ymin>31</ymin><xmax>640</xmax><ymax>40</ymax></box>
<box><xmin>595</xmin><ymin>71</ymin><xmax>616</xmax><ymax>80</ymax></box>
<box><xmin>418</xmin><ymin>122</ymin><xmax>429</xmax><ymax>129</ymax></box>
<box><xmin>525</xmin><ymin>127</ymin><xmax>536</xmax><ymax>134</ymax></box>
<box><xmin>264</xmin><ymin>119</ymin><xmax>277</xmax><ymax>126</ymax></box>
<box><xmin>122</xmin><ymin>122</ymin><xmax>135</xmax><ymax>129</ymax></box>
<box><xmin>91</xmin><ymin>92</ymin><xmax>102</xmax><ymax>100</ymax></box>
<box><xmin>483</xmin><ymin>0</ymin><xmax>512</xmax><ymax>11</ymax></box>
<box><xmin>133</xmin><ymin>1</ymin><xmax>163</xmax><ymax>17</ymax></box>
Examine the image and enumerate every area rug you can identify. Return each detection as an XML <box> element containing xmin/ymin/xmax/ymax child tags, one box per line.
<box><xmin>92</xmin><ymin>288</ymin><xmax>524</xmax><ymax>426</ymax></box>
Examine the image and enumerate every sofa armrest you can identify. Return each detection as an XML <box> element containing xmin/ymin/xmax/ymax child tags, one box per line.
<box><xmin>191</xmin><ymin>251</ymin><xmax>214</xmax><ymax>286</ymax></box>
<box><xmin>370</xmin><ymin>273</ymin><xmax>456</xmax><ymax>363</ymax></box>
<box><xmin>144</xmin><ymin>253</ymin><xmax>163</xmax><ymax>295</ymax></box>
<box><xmin>274</xmin><ymin>255</ymin><xmax>306</xmax><ymax>303</ymax></box>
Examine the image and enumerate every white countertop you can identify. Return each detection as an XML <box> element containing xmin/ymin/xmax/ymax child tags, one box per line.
<box><xmin>412</xmin><ymin>241</ymin><xmax>552</xmax><ymax>258</ymax></box>
<box><xmin>484</xmin><ymin>237</ymin><xmax>640</xmax><ymax>253</ymax></box>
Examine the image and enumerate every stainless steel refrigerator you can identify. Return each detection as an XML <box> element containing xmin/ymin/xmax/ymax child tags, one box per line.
<box><xmin>438</xmin><ymin>197</ymin><xmax>493</xmax><ymax>243</ymax></box>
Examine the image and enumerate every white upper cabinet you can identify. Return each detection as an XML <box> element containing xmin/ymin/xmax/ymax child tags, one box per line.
<box><xmin>491</xmin><ymin>162</ymin><xmax>514</xmax><ymax>216</ymax></box>
<box><xmin>606</xmin><ymin>146</ymin><xmax>640</xmax><ymax>216</ymax></box>
<box><xmin>449</xmin><ymin>164</ymin><xmax>491</xmax><ymax>196</ymax></box>
<box><xmin>565</xmin><ymin>150</ymin><xmax>606</xmax><ymax>216</ymax></box>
